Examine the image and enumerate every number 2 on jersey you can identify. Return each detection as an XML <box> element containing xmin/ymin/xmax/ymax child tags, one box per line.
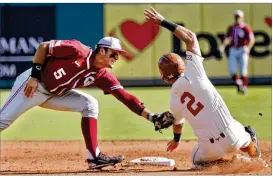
<box><xmin>180</xmin><ymin>92</ymin><xmax>204</xmax><ymax>116</ymax></box>
<box><xmin>54</xmin><ymin>68</ymin><xmax>66</xmax><ymax>80</ymax></box>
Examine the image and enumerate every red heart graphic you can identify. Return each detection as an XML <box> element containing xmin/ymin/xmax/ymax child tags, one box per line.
<box><xmin>120</xmin><ymin>20</ymin><xmax>160</xmax><ymax>51</ymax></box>
<box><xmin>265</xmin><ymin>16</ymin><xmax>272</xmax><ymax>28</ymax></box>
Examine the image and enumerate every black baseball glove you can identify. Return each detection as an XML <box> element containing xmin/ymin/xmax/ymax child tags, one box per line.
<box><xmin>152</xmin><ymin>111</ymin><xmax>175</xmax><ymax>132</ymax></box>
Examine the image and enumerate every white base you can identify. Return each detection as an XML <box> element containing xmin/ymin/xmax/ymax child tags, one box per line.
<box><xmin>130</xmin><ymin>156</ymin><xmax>175</xmax><ymax>166</ymax></box>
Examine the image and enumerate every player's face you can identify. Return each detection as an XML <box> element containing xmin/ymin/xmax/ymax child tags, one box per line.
<box><xmin>235</xmin><ymin>15</ymin><xmax>244</xmax><ymax>24</ymax></box>
<box><xmin>101</xmin><ymin>48</ymin><xmax>119</xmax><ymax>68</ymax></box>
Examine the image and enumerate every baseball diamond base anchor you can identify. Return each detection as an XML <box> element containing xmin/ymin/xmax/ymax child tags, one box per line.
<box><xmin>130</xmin><ymin>157</ymin><xmax>175</xmax><ymax>166</ymax></box>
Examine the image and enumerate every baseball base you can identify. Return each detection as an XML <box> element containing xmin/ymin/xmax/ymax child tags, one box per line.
<box><xmin>130</xmin><ymin>156</ymin><xmax>175</xmax><ymax>166</ymax></box>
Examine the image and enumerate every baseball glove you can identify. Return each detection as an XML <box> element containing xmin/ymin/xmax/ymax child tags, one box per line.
<box><xmin>152</xmin><ymin>111</ymin><xmax>175</xmax><ymax>132</ymax></box>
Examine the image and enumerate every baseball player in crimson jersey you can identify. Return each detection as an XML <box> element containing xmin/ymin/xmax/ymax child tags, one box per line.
<box><xmin>144</xmin><ymin>7</ymin><xmax>261</xmax><ymax>168</ymax></box>
<box><xmin>220</xmin><ymin>10</ymin><xmax>255</xmax><ymax>95</ymax></box>
<box><xmin>0</xmin><ymin>36</ymin><xmax>172</xmax><ymax>169</ymax></box>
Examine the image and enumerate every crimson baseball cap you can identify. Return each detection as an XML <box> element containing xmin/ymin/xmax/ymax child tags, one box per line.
<box><xmin>234</xmin><ymin>9</ymin><xmax>244</xmax><ymax>17</ymax></box>
<box><xmin>96</xmin><ymin>37</ymin><xmax>129</xmax><ymax>56</ymax></box>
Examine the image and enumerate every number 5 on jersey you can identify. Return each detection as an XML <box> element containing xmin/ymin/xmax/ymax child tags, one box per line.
<box><xmin>54</xmin><ymin>68</ymin><xmax>66</xmax><ymax>80</ymax></box>
<box><xmin>181</xmin><ymin>92</ymin><xmax>204</xmax><ymax>117</ymax></box>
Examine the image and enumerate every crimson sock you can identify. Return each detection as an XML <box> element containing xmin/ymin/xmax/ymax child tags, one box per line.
<box><xmin>81</xmin><ymin>117</ymin><xmax>99</xmax><ymax>160</ymax></box>
<box><xmin>241</xmin><ymin>76</ymin><xmax>248</xmax><ymax>86</ymax></box>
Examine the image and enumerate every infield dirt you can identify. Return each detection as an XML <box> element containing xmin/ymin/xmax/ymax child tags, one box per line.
<box><xmin>0</xmin><ymin>140</ymin><xmax>271</xmax><ymax>175</ymax></box>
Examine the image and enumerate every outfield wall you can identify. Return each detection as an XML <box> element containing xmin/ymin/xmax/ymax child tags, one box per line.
<box><xmin>105</xmin><ymin>4</ymin><xmax>272</xmax><ymax>86</ymax></box>
<box><xmin>0</xmin><ymin>3</ymin><xmax>271</xmax><ymax>88</ymax></box>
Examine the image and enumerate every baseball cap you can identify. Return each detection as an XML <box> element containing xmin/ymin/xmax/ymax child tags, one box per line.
<box><xmin>96</xmin><ymin>37</ymin><xmax>129</xmax><ymax>56</ymax></box>
<box><xmin>234</xmin><ymin>9</ymin><xmax>244</xmax><ymax>17</ymax></box>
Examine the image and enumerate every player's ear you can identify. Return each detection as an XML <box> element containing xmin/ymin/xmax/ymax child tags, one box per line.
<box><xmin>100</xmin><ymin>47</ymin><xmax>106</xmax><ymax>55</ymax></box>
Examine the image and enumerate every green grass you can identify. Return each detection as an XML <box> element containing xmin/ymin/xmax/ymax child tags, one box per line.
<box><xmin>0</xmin><ymin>86</ymin><xmax>271</xmax><ymax>141</ymax></box>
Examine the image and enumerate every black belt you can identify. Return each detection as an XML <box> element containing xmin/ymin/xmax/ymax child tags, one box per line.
<box><xmin>209</xmin><ymin>132</ymin><xmax>225</xmax><ymax>143</ymax></box>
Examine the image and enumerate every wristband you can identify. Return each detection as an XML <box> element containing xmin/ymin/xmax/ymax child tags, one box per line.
<box><xmin>146</xmin><ymin>112</ymin><xmax>154</xmax><ymax>122</ymax></box>
<box><xmin>173</xmin><ymin>133</ymin><xmax>181</xmax><ymax>142</ymax></box>
<box><xmin>31</xmin><ymin>63</ymin><xmax>43</xmax><ymax>80</ymax></box>
<box><xmin>160</xmin><ymin>19</ymin><xmax>178</xmax><ymax>32</ymax></box>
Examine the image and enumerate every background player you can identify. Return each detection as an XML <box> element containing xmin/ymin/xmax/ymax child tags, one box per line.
<box><xmin>144</xmin><ymin>7</ymin><xmax>261</xmax><ymax>168</ymax></box>
<box><xmin>219</xmin><ymin>10</ymin><xmax>255</xmax><ymax>95</ymax></box>
<box><xmin>0</xmin><ymin>37</ymin><xmax>172</xmax><ymax>169</ymax></box>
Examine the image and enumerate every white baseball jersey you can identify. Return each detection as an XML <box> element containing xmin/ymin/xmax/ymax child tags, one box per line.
<box><xmin>170</xmin><ymin>51</ymin><xmax>234</xmax><ymax>140</ymax></box>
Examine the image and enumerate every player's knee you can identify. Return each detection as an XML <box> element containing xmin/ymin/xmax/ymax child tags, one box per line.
<box><xmin>241</xmin><ymin>70</ymin><xmax>248</xmax><ymax>77</ymax></box>
<box><xmin>0</xmin><ymin>112</ymin><xmax>14</xmax><ymax>132</ymax></box>
<box><xmin>191</xmin><ymin>144</ymin><xmax>201</xmax><ymax>166</ymax></box>
<box><xmin>81</xmin><ymin>95</ymin><xmax>99</xmax><ymax>118</ymax></box>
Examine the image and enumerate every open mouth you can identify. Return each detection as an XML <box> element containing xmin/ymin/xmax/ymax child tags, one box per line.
<box><xmin>110</xmin><ymin>59</ymin><xmax>116</xmax><ymax>67</ymax></box>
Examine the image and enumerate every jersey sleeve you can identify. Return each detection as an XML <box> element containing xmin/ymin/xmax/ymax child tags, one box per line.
<box><xmin>95</xmin><ymin>69</ymin><xmax>123</xmax><ymax>94</ymax></box>
<box><xmin>245</xmin><ymin>25</ymin><xmax>254</xmax><ymax>40</ymax></box>
<box><xmin>191</xmin><ymin>34</ymin><xmax>202</xmax><ymax>57</ymax></box>
<box><xmin>48</xmin><ymin>39</ymin><xmax>83</xmax><ymax>58</ymax></box>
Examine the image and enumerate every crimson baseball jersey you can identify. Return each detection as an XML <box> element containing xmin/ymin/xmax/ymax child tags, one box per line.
<box><xmin>41</xmin><ymin>40</ymin><xmax>123</xmax><ymax>95</ymax></box>
<box><xmin>226</xmin><ymin>23</ymin><xmax>254</xmax><ymax>48</ymax></box>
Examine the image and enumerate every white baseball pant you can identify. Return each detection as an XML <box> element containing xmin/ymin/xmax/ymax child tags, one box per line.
<box><xmin>0</xmin><ymin>68</ymin><xmax>99</xmax><ymax>132</ymax></box>
<box><xmin>228</xmin><ymin>47</ymin><xmax>249</xmax><ymax>77</ymax></box>
<box><xmin>191</xmin><ymin>119</ymin><xmax>251</xmax><ymax>166</ymax></box>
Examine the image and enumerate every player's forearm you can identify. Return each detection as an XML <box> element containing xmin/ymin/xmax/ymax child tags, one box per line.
<box><xmin>173</xmin><ymin>123</ymin><xmax>184</xmax><ymax>134</ymax></box>
<box><xmin>140</xmin><ymin>108</ymin><xmax>155</xmax><ymax>122</ymax></box>
<box><xmin>174</xmin><ymin>25</ymin><xmax>195</xmax><ymax>44</ymax></box>
<box><xmin>247</xmin><ymin>38</ymin><xmax>255</xmax><ymax>49</ymax></box>
<box><xmin>160</xmin><ymin>19</ymin><xmax>195</xmax><ymax>44</ymax></box>
<box><xmin>111</xmin><ymin>88</ymin><xmax>151</xmax><ymax>119</ymax></box>
<box><xmin>30</xmin><ymin>41</ymin><xmax>50</xmax><ymax>80</ymax></box>
<box><xmin>173</xmin><ymin>123</ymin><xmax>184</xmax><ymax>142</ymax></box>
<box><xmin>222</xmin><ymin>37</ymin><xmax>232</xmax><ymax>47</ymax></box>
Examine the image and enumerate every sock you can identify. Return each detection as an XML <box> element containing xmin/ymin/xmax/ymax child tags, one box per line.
<box><xmin>241</xmin><ymin>76</ymin><xmax>248</xmax><ymax>86</ymax></box>
<box><xmin>81</xmin><ymin>117</ymin><xmax>100</xmax><ymax>160</ymax></box>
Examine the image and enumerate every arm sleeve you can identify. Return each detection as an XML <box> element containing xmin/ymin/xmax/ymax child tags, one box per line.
<box><xmin>95</xmin><ymin>69</ymin><xmax>123</xmax><ymax>95</ymax></box>
<box><xmin>48</xmin><ymin>39</ymin><xmax>81</xmax><ymax>58</ymax></box>
<box><xmin>95</xmin><ymin>69</ymin><xmax>145</xmax><ymax>115</ymax></box>
<box><xmin>110</xmin><ymin>88</ymin><xmax>145</xmax><ymax>116</ymax></box>
<box><xmin>245</xmin><ymin>25</ymin><xmax>254</xmax><ymax>40</ymax></box>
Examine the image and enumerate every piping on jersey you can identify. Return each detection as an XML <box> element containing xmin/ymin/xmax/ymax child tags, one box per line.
<box><xmin>49</xmin><ymin>49</ymin><xmax>92</xmax><ymax>93</ymax></box>
<box><xmin>192</xmin><ymin>144</ymin><xmax>200</xmax><ymax>165</ymax></box>
<box><xmin>110</xmin><ymin>85</ymin><xmax>123</xmax><ymax>90</ymax></box>
<box><xmin>49</xmin><ymin>40</ymin><xmax>54</xmax><ymax>54</ymax></box>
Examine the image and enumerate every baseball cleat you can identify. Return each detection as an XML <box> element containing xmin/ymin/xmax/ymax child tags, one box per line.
<box><xmin>235</xmin><ymin>79</ymin><xmax>243</xmax><ymax>93</ymax></box>
<box><xmin>244</xmin><ymin>126</ymin><xmax>261</xmax><ymax>158</ymax></box>
<box><xmin>86</xmin><ymin>152</ymin><xmax>124</xmax><ymax>169</ymax></box>
<box><xmin>239</xmin><ymin>86</ymin><xmax>247</xmax><ymax>95</ymax></box>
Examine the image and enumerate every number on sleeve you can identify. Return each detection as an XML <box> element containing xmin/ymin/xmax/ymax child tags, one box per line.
<box><xmin>180</xmin><ymin>92</ymin><xmax>204</xmax><ymax>116</ymax></box>
<box><xmin>54</xmin><ymin>68</ymin><xmax>66</xmax><ymax>80</ymax></box>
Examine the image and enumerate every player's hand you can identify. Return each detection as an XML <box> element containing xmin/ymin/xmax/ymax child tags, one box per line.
<box><xmin>219</xmin><ymin>45</ymin><xmax>225</xmax><ymax>55</ymax></box>
<box><xmin>144</xmin><ymin>7</ymin><xmax>165</xmax><ymax>25</ymax></box>
<box><xmin>243</xmin><ymin>46</ymin><xmax>250</xmax><ymax>54</ymax></box>
<box><xmin>167</xmin><ymin>140</ymin><xmax>179</xmax><ymax>152</ymax></box>
<box><xmin>24</xmin><ymin>77</ymin><xmax>38</xmax><ymax>98</ymax></box>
